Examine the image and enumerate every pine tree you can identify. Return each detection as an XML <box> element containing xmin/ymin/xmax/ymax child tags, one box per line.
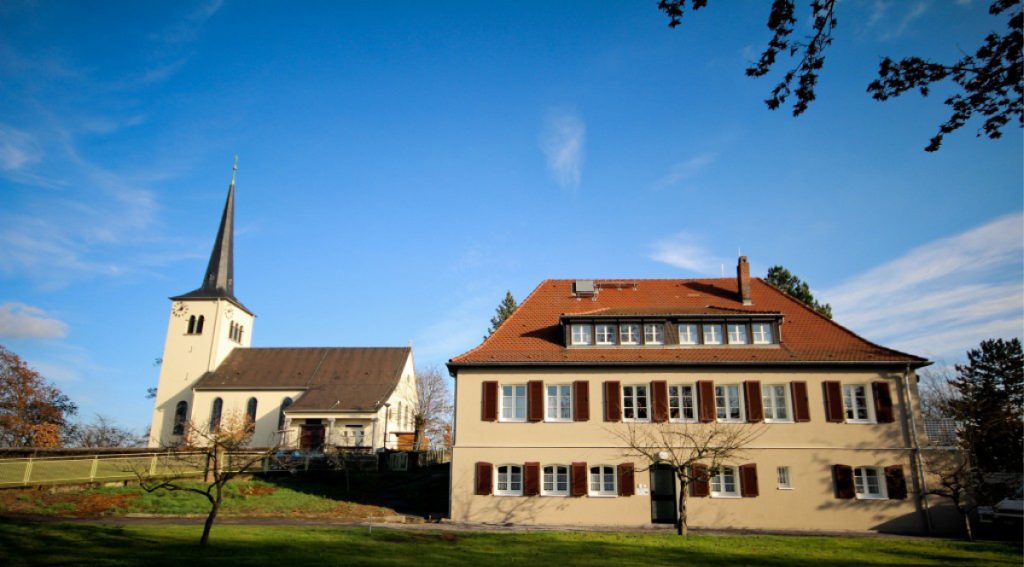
<box><xmin>486</xmin><ymin>291</ymin><xmax>518</xmax><ymax>339</ymax></box>
<box><xmin>945</xmin><ymin>338</ymin><xmax>1023</xmax><ymax>474</ymax></box>
<box><xmin>765</xmin><ymin>265</ymin><xmax>833</xmax><ymax>319</ymax></box>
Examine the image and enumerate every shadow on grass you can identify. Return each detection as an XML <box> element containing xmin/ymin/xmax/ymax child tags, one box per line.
<box><xmin>0</xmin><ymin>521</ymin><xmax>1020</xmax><ymax>567</ymax></box>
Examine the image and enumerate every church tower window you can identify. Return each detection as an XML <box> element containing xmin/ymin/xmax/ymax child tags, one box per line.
<box><xmin>195</xmin><ymin>315</ymin><xmax>205</xmax><ymax>334</ymax></box>
<box><xmin>187</xmin><ymin>316</ymin><xmax>197</xmax><ymax>335</ymax></box>
<box><xmin>173</xmin><ymin>401</ymin><xmax>188</xmax><ymax>435</ymax></box>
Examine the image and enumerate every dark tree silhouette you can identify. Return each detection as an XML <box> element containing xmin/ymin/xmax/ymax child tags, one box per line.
<box><xmin>765</xmin><ymin>265</ymin><xmax>832</xmax><ymax>319</ymax></box>
<box><xmin>658</xmin><ymin>0</ymin><xmax>1022</xmax><ymax>151</ymax></box>
<box><xmin>485</xmin><ymin>291</ymin><xmax>519</xmax><ymax>339</ymax></box>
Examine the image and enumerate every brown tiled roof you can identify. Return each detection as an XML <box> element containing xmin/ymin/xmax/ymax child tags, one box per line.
<box><xmin>563</xmin><ymin>306</ymin><xmax>782</xmax><ymax>318</ymax></box>
<box><xmin>449</xmin><ymin>279</ymin><xmax>927</xmax><ymax>367</ymax></box>
<box><xmin>194</xmin><ymin>347</ymin><xmax>410</xmax><ymax>412</ymax></box>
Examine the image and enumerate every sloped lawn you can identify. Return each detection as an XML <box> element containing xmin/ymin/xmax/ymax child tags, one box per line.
<box><xmin>0</xmin><ymin>522</ymin><xmax>1019</xmax><ymax>567</ymax></box>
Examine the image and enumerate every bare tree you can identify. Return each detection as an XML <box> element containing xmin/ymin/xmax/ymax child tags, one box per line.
<box><xmin>610</xmin><ymin>421</ymin><xmax>765</xmax><ymax>536</ymax></box>
<box><xmin>134</xmin><ymin>412</ymin><xmax>281</xmax><ymax>546</ymax></box>
<box><xmin>67</xmin><ymin>415</ymin><xmax>145</xmax><ymax>448</ymax></box>
<box><xmin>413</xmin><ymin>365</ymin><xmax>453</xmax><ymax>451</ymax></box>
<box><xmin>918</xmin><ymin>366</ymin><xmax>958</xmax><ymax>420</ymax></box>
<box><xmin>923</xmin><ymin>449</ymin><xmax>977</xmax><ymax>541</ymax></box>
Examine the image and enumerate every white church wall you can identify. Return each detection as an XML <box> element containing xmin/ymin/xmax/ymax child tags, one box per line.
<box><xmin>191</xmin><ymin>388</ymin><xmax>303</xmax><ymax>448</ymax></box>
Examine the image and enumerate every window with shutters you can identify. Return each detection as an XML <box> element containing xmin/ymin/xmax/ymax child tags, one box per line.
<box><xmin>727</xmin><ymin>323</ymin><xmax>749</xmax><ymax>344</ymax></box>
<box><xmin>853</xmin><ymin>466</ymin><xmax>886</xmax><ymax>499</ymax></box>
<box><xmin>752</xmin><ymin>322</ymin><xmax>774</xmax><ymax>344</ymax></box>
<box><xmin>702</xmin><ymin>324</ymin><xmax>724</xmax><ymax>345</ymax></box>
<box><xmin>619</xmin><ymin>324</ymin><xmax>641</xmax><ymax>345</ymax></box>
<box><xmin>622</xmin><ymin>384</ymin><xmax>650</xmax><ymax>421</ymax></box>
<box><xmin>495</xmin><ymin>464</ymin><xmax>523</xmax><ymax>496</ymax></box>
<box><xmin>761</xmin><ymin>384</ymin><xmax>792</xmax><ymax>422</ymax></box>
<box><xmin>644</xmin><ymin>323</ymin><xmax>664</xmax><ymax>345</ymax></box>
<box><xmin>546</xmin><ymin>384</ymin><xmax>573</xmax><ymax>421</ymax></box>
<box><xmin>500</xmin><ymin>385</ymin><xmax>527</xmax><ymax>422</ymax></box>
<box><xmin>589</xmin><ymin>465</ymin><xmax>617</xmax><ymax>497</ymax></box>
<box><xmin>843</xmin><ymin>384</ymin><xmax>874</xmax><ymax>423</ymax></box>
<box><xmin>715</xmin><ymin>384</ymin><xmax>744</xmax><ymax>422</ymax></box>
<box><xmin>668</xmin><ymin>384</ymin><xmax>697</xmax><ymax>422</ymax></box>
<box><xmin>777</xmin><ymin>466</ymin><xmax>793</xmax><ymax>489</ymax></box>
<box><xmin>678</xmin><ymin>323</ymin><xmax>699</xmax><ymax>345</ymax></box>
<box><xmin>595</xmin><ymin>324</ymin><xmax>617</xmax><ymax>345</ymax></box>
<box><xmin>710</xmin><ymin>466</ymin><xmax>741</xmax><ymax>498</ymax></box>
<box><xmin>542</xmin><ymin>465</ymin><xmax>570</xmax><ymax>496</ymax></box>
<box><xmin>570</xmin><ymin>324</ymin><xmax>593</xmax><ymax>345</ymax></box>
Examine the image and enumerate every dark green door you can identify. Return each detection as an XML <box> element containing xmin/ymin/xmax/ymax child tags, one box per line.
<box><xmin>650</xmin><ymin>464</ymin><xmax>677</xmax><ymax>524</ymax></box>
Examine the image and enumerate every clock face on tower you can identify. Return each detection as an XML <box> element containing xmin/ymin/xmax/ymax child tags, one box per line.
<box><xmin>225</xmin><ymin>308</ymin><xmax>235</xmax><ymax>320</ymax></box>
<box><xmin>171</xmin><ymin>302</ymin><xmax>189</xmax><ymax>318</ymax></box>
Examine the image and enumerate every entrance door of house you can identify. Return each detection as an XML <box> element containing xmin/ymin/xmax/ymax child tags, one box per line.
<box><xmin>300</xmin><ymin>422</ymin><xmax>325</xmax><ymax>451</ymax></box>
<box><xmin>650</xmin><ymin>464</ymin><xmax>678</xmax><ymax>524</ymax></box>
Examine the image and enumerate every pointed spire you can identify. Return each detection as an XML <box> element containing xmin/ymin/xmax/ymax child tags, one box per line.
<box><xmin>172</xmin><ymin>158</ymin><xmax>250</xmax><ymax>313</ymax></box>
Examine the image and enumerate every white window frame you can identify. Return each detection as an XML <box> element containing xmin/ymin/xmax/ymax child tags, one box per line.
<box><xmin>853</xmin><ymin>466</ymin><xmax>887</xmax><ymax>500</ymax></box>
<box><xmin>678</xmin><ymin>323</ymin><xmax>699</xmax><ymax>345</ymax></box>
<box><xmin>500</xmin><ymin>384</ymin><xmax>527</xmax><ymax>422</ymax></box>
<box><xmin>495</xmin><ymin>464</ymin><xmax>523</xmax><ymax>496</ymax></box>
<box><xmin>727</xmin><ymin>323</ymin><xmax>749</xmax><ymax>345</ymax></box>
<box><xmin>843</xmin><ymin>384</ymin><xmax>875</xmax><ymax>424</ymax></box>
<box><xmin>762</xmin><ymin>383</ymin><xmax>793</xmax><ymax>423</ymax></box>
<box><xmin>668</xmin><ymin>384</ymin><xmax>698</xmax><ymax>423</ymax></box>
<box><xmin>644</xmin><ymin>323</ymin><xmax>665</xmax><ymax>345</ymax></box>
<box><xmin>545</xmin><ymin>384</ymin><xmax>573</xmax><ymax>422</ymax></box>
<box><xmin>752</xmin><ymin>322</ymin><xmax>774</xmax><ymax>344</ymax></box>
<box><xmin>777</xmin><ymin>466</ymin><xmax>793</xmax><ymax>490</ymax></box>
<box><xmin>542</xmin><ymin>464</ymin><xmax>570</xmax><ymax>496</ymax></box>
<box><xmin>715</xmin><ymin>384</ymin><xmax>745</xmax><ymax>422</ymax></box>
<box><xmin>570</xmin><ymin>324</ymin><xmax>592</xmax><ymax>346</ymax></box>
<box><xmin>710</xmin><ymin>465</ymin><xmax>741</xmax><ymax>498</ymax></box>
<box><xmin>702</xmin><ymin>324</ymin><xmax>724</xmax><ymax>345</ymax></box>
<box><xmin>588</xmin><ymin>464</ymin><xmax>617</xmax><ymax>497</ymax></box>
<box><xmin>622</xmin><ymin>384</ymin><xmax>650</xmax><ymax>422</ymax></box>
<box><xmin>619</xmin><ymin>324</ymin><xmax>641</xmax><ymax>345</ymax></box>
<box><xmin>595</xmin><ymin>323</ymin><xmax>617</xmax><ymax>345</ymax></box>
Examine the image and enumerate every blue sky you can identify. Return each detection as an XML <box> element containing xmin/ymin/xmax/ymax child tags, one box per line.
<box><xmin>1</xmin><ymin>1</ymin><xmax>1021</xmax><ymax>433</ymax></box>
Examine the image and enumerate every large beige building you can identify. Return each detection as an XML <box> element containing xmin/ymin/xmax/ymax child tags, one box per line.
<box><xmin>447</xmin><ymin>259</ymin><xmax>958</xmax><ymax>533</ymax></box>
<box><xmin>149</xmin><ymin>168</ymin><xmax>418</xmax><ymax>450</ymax></box>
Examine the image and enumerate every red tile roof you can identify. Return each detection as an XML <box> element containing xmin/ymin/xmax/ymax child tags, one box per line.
<box><xmin>449</xmin><ymin>278</ymin><xmax>927</xmax><ymax>367</ymax></box>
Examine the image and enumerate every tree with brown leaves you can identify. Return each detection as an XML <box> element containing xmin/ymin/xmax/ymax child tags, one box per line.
<box><xmin>0</xmin><ymin>345</ymin><xmax>77</xmax><ymax>447</ymax></box>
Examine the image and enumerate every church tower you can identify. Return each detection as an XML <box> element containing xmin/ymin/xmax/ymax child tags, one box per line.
<box><xmin>148</xmin><ymin>161</ymin><xmax>255</xmax><ymax>447</ymax></box>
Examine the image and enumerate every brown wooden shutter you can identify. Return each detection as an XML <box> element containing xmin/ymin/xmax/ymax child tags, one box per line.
<box><xmin>524</xmin><ymin>462</ymin><xmax>540</xmax><ymax>496</ymax></box>
<box><xmin>573</xmin><ymin>381</ymin><xmax>590</xmax><ymax>421</ymax></box>
<box><xmin>873</xmin><ymin>382</ymin><xmax>895</xmax><ymax>423</ymax></box>
<box><xmin>690</xmin><ymin>463</ymin><xmax>710</xmax><ymax>497</ymax></box>
<box><xmin>832</xmin><ymin>464</ymin><xmax>855</xmax><ymax>499</ymax></box>
<box><xmin>739</xmin><ymin>464</ymin><xmax>759</xmax><ymax>497</ymax></box>
<box><xmin>885</xmin><ymin>465</ymin><xmax>908</xmax><ymax>500</ymax></box>
<box><xmin>791</xmin><ymin>381</ymin><xmax>811</xmax><ymax>422</ymax></box>
<box><xmin>527</xmin><ymin>381</ymin><xmax>544</xmax><ymax>422</ymax></box>
<box><xmin>475</xmin><ymin>462</ymin><xmax>493</xmax><ymax>495</ymax></box>
<box><xmin>604</xmin><ymin>381</ymin><xmax>621</xmax><ymax>422</ymax></box>
<box><xmin>618</xmin><ymin>463</ymin><xmax>635</xmax><ymax>496</ymax></box>
<box><xmin>571</xmin><ymin>462</ymin><xmax>588</xmax><ymax>497</ymax></box>
<box><xmin>823</xmin><ymin>381</ymin><xmax>844</xmax><ymax>423</ymax></box>
<box><xmin>744</xmin><ymin>381</ymin><xmax>763</xmax><ymax>422</ymax></box>
<box><xmin>697</xmin><ymin>381</ymin><xmax>715</xmax><ymax>423</ymax></box>
<box><xmin>482</xmin><ymin>381</ymin><xmax>498</xmax><ymax>421</ymax></box>
<box><xmin>651</xmin><ymin>380</ymin><xmax>669</xmax><ymax>423</ymax></box>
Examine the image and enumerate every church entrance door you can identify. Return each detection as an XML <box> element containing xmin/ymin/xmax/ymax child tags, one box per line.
<box><xmin>300</xmin><ymin>423</ymin><xmax>325</xmax><ymax>451</ymax></box>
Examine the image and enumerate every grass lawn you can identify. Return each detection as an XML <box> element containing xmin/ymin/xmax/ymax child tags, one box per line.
<box><xmin>0</xmin><ymin>522</ymin><xmax>1019</xmax><ymax>567</ymax></box>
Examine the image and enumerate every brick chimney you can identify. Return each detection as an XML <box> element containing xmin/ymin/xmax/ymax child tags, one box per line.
<box><xmin>737</xmin><ymin>256</ymin><xmax>752</xmax><ymax>305</ymax></box>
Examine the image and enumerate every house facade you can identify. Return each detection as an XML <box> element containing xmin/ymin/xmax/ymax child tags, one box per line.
<box><xmin>149</xmin><ymin>167</ymin><xmax>418</xmax><ymax>450</ymax></box>
<box><xmin>447</xmin><ymin>258</ymin><xmax>958</xmax><ymax>534</ymax></box>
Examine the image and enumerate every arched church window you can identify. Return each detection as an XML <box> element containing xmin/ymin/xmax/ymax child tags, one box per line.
<box><xmin>278</xmin><ymin>397</ymin><xmax>292</xmax><ymax>431</ymax></box>
<box><xmin>173</xmin><ymin>401</ymin><xmax>188</xmax><ymax>435</ymax></box>
<box><xmin>195</xmin><ymin>315</ymin><xmax>205</xmax><ymax>334</ymax></box>
<box><xmin>210</xmin><ymin>398</ymin><xmax>223</xmax><ymax>431</ymax></box>
<box><xmin>187</xmin><ymin>315</ymin><xmax>196</xmax><ymax>334</ymax></box>
<box><xmin>246</xmin><ymin>397</ymin><xmax>258</xmax><ymax>432</ymax></box>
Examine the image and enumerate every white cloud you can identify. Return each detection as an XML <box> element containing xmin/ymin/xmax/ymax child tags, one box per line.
<box><xmin>412</xmin><ymin>293</ymin><xmax>496</xmax><ymax>364</ymax></box>
<box><xmin>877</xmin><ymin>1</ymin><xmax>929</xmax><ymax>41</ymax></box>
<box><xmin>825</xmin><ymin>212</ymin><xmax>1024</xmax><ymax>361</ymax></box>
<box><xmin>652</xmin><ymin>152</ymin><xmax>717</xmax><ymax>191</ymax></box>
<box><xmin>650</xmin><ymin>232</ymin><xmax>730</xmax><ymax>275</ymax></box>
<box><xmin>540</xmin><ymin>109</ymin><xmax>585</xmax><ymax>189</ymax></box>
<box><xmin>0</xmin><ymin>124</ymin><xmax>40</xmax><ymax>171</ymax></box>
<box><xmin>0</xmin><ymin>302</ymin><xmax>69</xmax><ymax>339</ymax></box>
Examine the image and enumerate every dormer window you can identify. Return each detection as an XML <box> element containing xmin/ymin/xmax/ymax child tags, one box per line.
<box><xmin>678</xmin><ymin>324</ymin><xmax>699</xmax><ymax>345</ymax></box>
<box><xmin>571</xmin><ymin>324</ymin><xmax>592</xmax><ymax>345</ymax></box>
<box><xmin>727</xmin><ymin>323</ymin><xmax>749</xmax><ymax>345</ymax></box>
<box><xmin>595</xmin><ymin>324</ymin><xmax>617</xmax><ymax>345</ymax></box>
<box><xmin>703</xmin><ymin>324</ymin><xmax>724</xmax><ymax>345</ymax></box>
<box><xmin>644</xmin><ymin>323</ymin><xmax>664</xmax><ymax>345</ymax></box>
<box><xmin>752</xmin><ymin>322</ymin><xmax>774</xmax><ymax>344</ymax></box>
<box><xmin>564</xmin><ymin>315</ymin><xmax>780</xmax><ymax>348</ymax></box>
<box><xmin>619</xmin><ymin>324</ymin><xmax>641</xmax><ymax>345</ymax></box>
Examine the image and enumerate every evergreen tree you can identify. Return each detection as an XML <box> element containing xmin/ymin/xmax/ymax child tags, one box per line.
<box><xmin>486</xmin><ymin>291</ymin><xmax>518</xmax><ymax>339</ymax></box>
<box><xmin>765</xmin><ymin>266</ymin><xmax>833</xmax><ymax>319</ymax></box>
<box><xmin>945</xmin><ymin>338</ymin><xmax>1023</xmax><ymax>474</ymax></box>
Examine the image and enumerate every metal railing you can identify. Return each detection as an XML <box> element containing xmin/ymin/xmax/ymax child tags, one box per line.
<box><xmin>0</xmin><ymin>451</ymin><xmax>209</xmax><ymax>488</ymax></box>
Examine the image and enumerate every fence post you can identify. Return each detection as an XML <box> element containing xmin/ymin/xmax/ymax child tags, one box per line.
<box><xmin>149</xmin><ymin>454</ymin><xmax>158</xmax><ymax>476</ymax></box>
<box><xmin>22</xmin><ymin>458</ymin><xmax>33</xmax><ymax>486</ymax></box>
<box><xmin>89</xmin><ymin>456</ymin><xmax>99</xmax><ymax>482</ymax></box>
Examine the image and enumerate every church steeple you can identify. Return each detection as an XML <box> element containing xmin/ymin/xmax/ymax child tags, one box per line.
<box><xmin>172</xmin><ymin>158</ymin><xmax>250</xmax><ymax>313</ymax></box>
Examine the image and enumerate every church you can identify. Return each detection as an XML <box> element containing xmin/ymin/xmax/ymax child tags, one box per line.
<box><xmin>148</xmin><ymin>165</ymin><xmax>418</xmax><ymax>451</ymax></box>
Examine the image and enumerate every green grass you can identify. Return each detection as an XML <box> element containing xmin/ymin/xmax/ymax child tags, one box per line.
<box><xmin>0</xmin><ymin>522</ymin><xmax>1019</xmax><ymax>567</ymax></box>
